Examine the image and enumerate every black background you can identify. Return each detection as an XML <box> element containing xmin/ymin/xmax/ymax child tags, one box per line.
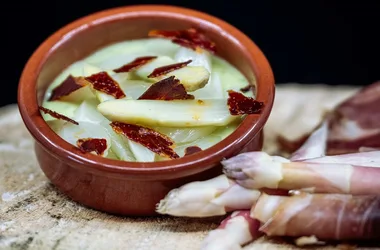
<box><xmin>6</xmin><ymin>1</ymin><xmax>380</xmax><ymax>107</ymax></box>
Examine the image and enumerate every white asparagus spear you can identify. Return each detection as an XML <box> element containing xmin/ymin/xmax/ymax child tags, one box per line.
<box><xmin>134</xmin><ymin>56</ymin><xmax>175</xmax><ymax>78</ymax></box>
<box><xmin>156</xmin><ymin>175</ymin><xmax>261</xmax><ymax>217</ymax></box>
<box><xmin>200</xmin><ymin>210</ymin><xmax>262</xmax><ymax>250</ymax></box>
<box><xmin>223</xmin><ymin>151</ymin><xmax>380</xmax><ymax>194</ymax></box>
<box><xmin>175</xmin><ymin>47</ymin><xmax>224</xmax><ymax>99</ymax></box>
<box><xmin>73</xmin><ymin>100</ymin><xmax>135</xmax><ymax>161</ymax></box>
<box><xmin>122</xmin><ymin>55</ymin><xmax>211</xmax><ymax>92</ymax></box>
<box><xmin>359</xmin><ymin>146</ymin><xmax>380</xmax><ymax>152</ymax></box>
<box><xmin>155</xmin><ymin>126</ymin><xmax>217</xmax><ymax>144</ymax></box>
<box><xmin>97</xmin><ymin>99</ymin><xmax>237</xmax><ymax>127</ymax></box>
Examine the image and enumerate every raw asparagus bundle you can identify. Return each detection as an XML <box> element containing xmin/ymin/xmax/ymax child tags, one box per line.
<box><xmin>156</xmin><ymin>81</ymin><xmax>380</xmax><ymax>249</ymax></box>
<box><xmin>156</xmin><ymin>174</ymin><xmax>261</xmax><ymax>217</ymax></box>
<box><xmin>252</xmin><ymin>192</ymin><xmax>380</xmax><ymax>240</ymax></box>
<box><xmin>222</xmin><ymin>151</ymin><xmax>380</xmax><ymax>194</ymax></box>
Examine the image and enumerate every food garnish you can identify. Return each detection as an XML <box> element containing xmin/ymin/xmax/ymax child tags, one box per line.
<box><xmin>38</xmin><ymin>106</ymin><xmax>79</xmax><ymax>125</ymax></box>
<box><xmin>148</xmin><ymin>28</ymin><xmax>217</xmax><ymax>53</ymax></box>
<box><xmin>76</xmin><ymin>138</ymin><xmax>107</xmax><ymax>155</ymax></box>
<box><xmin>110</xmin><ymin>122</ymin><xmax>179</xmax><ymax>159</ymax></box>
<box><xmin>85</xmin><ymin>71</ymin><xmax>126</xmax><ymax>99</ymax></box>
<box><xmin>113</xmin><ymin>56</ymin><xmax>157</xmax><ymax>73</ymax></box>
<box><xmin>227</xmin><ymin>90</ymin><xmax>264</xmax><ymax>115</ymax></box>
<box><xmin>184</xmin><ymin>146</ymin><xmax>202</xmax><ymax>156</ymax></box>
<box><xmin>138</xmin><ymin>76</ymin><xmax>194</xmax><ymax>100</ymax></box>
<box><xmin>147</xmin><ymin>60</ymin><xmax>192</xmax><ymax>78</ymax></box>
<box><xmin>48</xmin><ymin>75</ymin><xmax>89</xmax><ymax>101</ymax></box>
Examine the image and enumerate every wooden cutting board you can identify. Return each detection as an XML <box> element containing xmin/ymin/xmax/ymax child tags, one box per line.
<box><xmin>1</xmin><ymin>84</ymin><xmax>376</xmax><ymax>250</ymax></box>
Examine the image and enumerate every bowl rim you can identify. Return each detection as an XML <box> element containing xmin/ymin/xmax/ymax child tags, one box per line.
<box><xmin>18</xmin><ymin>4</ymin><xmax>275</xmax><ymax>178</ymax></box>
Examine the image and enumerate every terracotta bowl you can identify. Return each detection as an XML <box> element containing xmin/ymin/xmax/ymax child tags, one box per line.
<box><xmin>17</xmin><ymin>5</ymin><xmax>275</xmax><ymax>216</ymax></box>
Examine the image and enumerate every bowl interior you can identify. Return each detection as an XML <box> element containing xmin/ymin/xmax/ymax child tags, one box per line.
<box><xmin>37</xmin><ymin>11</ymin><xmax>257</xmax><ymax>101</ymax></box>
<box><xmin>19</xmin><ymin>5</ymin><xmax>274</xmax><ymax>178</ymax></box>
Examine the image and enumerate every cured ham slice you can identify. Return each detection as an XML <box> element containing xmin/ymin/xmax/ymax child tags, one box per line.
<box><xmin>222</xmin><ymin>151</ymin><xmax>380</xmax><ymax>194</ymax></box>
<box><xmin>252</xmin><ymin>193</ymin><xmax>380</xmax><ymax>240</ymax></box>
<box><xmin>200</xmin><ymin>210</ymin><xmax>262</xmax><ymax>250</ymax></box>
<box><xmin>279</xmin><ymin>81</ymin><xmax>380</xmax><ymax>155</ymax></box>
<box><xmin>289</xmin><ymin>121</ymin><xmax>328</xmax><ymax>161</ymax></box>
<box><xmin>303</xmin><ymin>150</ymin><xmax>380</xmax><ymax>166</ymax></box>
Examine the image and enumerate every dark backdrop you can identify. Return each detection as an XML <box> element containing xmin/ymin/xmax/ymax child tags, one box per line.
<box><xmin>5</xmin><ymin>1</ymin><xmax>380</xmax><ymax>107</ymax></box>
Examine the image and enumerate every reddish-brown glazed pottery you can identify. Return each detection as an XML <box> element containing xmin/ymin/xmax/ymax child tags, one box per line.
<box><xmin>18</xmin><ymin>5</ymin><xmax>275</xmax><ymax>215</ymax></box>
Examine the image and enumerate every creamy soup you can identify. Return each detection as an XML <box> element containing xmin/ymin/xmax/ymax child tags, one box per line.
<box><xmin>40</xmin><ymin>33</ymin><xmax>259</xmax><ymax>162</ymax></box>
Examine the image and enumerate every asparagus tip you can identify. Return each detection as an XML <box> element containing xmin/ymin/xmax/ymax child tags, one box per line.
<box><xmin>155</xmin><ymin>198</ymin><xmax>166</xmax><ymax>214</ymax></box>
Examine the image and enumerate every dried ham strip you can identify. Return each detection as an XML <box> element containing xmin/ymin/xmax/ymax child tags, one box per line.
<box><xmin>76</xmin><ymin>138</ymin><xmax>107</xmax><ymax>156</ymax></box>
<box><xmin>252</xmin><ymin>193</ymin><xmax>380</xmax><ymax>240</ymax></box>
<box><xmin>39</xmin><ymin>106</ymin><xmax>79</xmax><ymax>125</ymax></box>
<box><xmin>48</xmin><ymin>75</ymin><xmax>89</xmax><ymax>101</ymax></box>
<box><xmin>227</xmin><ymin>90</ymin><xmax>264</xmax><ymax>115</ymax></box>
<box><xmin>110</xmin><ymin>121</ymin><xmax>179</xmax><ymax>159</ymax></box>
<box><xmin>184</xmin><ymin>146</ymin><xmax>202</xmax><ymax>156</ymax></box>
<box><xmin>113</xmin><ymin>56</ymin><xmax>157</xmax><ymax>73</ymax></box>
<box><xmin>85</xmin><ymin>72</ymin><xmax>125</xmax><ymax>99</ymax></box>
<box><xmin>137</xmin><ymin>76</ymin><xmax>194</xmax><ymax>100</ymax></box>
<box><xmin>222</xmin><ymin>151</ymin><xmax>380</xmax><ymax>195</ymax></box>
<box><xmin>147</xmin><ymin>60</ymin><xmax>192</xmax><ymax>78</ymax></box>
<box><xmin>200</xmin><ymin>210</ymin><xmax>262</xmax><ymax>250</ymax></box>
<box><xmin>148</xmin><ymin>28</ymin><xmax>216</xmax><ymax>53</ymax></box>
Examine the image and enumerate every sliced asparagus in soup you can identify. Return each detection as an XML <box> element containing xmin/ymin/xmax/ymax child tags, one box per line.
<box><xmin>85</xmin><ymin>38</ymin><xmax>180</xmax><ymax>67</ymax></box>
<box><xmin>45</xmin><ymin>74</ymin><xmax>95</xmax><ymax>104</ymax></box>
<box><xmin>112</xmin><ymin>74</ymin><xmax>151</xmax><ymax>100</ymax></box>
<box><xmin>213</xmin><ymin>118</ymin><xmax>242</xmax><ymax>140</ymax></box>
<box><xmin>214</xmin><ymin>56</ymin><xmax>254</xmax><ymax>98</ymax></box>
<box><xmin>41</xmin><ymin>30</ymin><xmax>258</xmax><ymax>162</ymax></box>
<box><xmin>44</xmin><ymin>61</ymin><xmax>88</xmax><ymax>100</ymax></box>
<box><xmin>101</xmin><ymin>121</ymin><xmax>136</xmax><ymax>161</ymax></box>
<box><xmin>73</xmin><ymin>99</ymin><xmax>102</xmax><ymax>122</ymax></box>
<box><xmin>175</xmin><ymin>134</ymin><xmax>223</xmax><ymax>157</ymax></box>
<box><xmin>128</xmin><ymin>56</ymin><xmax>211</xmax><ymax>92</ymax></box>
<box><xmin>175</xmin><ymin>47</ymin><xmax>212</xmax><ymax>72</ymax></box>
<box><xmin>143</xmin><ymin>58</ymin><xmax>209</xmax><ymax>92</ymax></box>
<box><xmin>135</xmin><ymin>56</ymin><xmax>175</xmax><ymax>79</ymax></box>
<box><xmin>149</xmin><ymin>66</ymin><xmax>210</xmax><ymax>92</ymax></box>
<box><xmin>57</xmin><ymin>121</ymin><xmax>111</xmax><ymax>156</ymax></box>
<box><xmin>175</xmin><ymin>47</ymin><xmax>223</xmax><ymax>99</ymax></box>
<box><xmin>74</xmin><ymin>100</ymin><xmax>135</xmax><ymax>161</ymax></box>
<box><xmin>40</xmin><ymin>101</ymin><xmax>78</xmax><ymax>121</ymax></box>
<box><xmin>127</xmin><ymin>139</ymin><xmax>156</xmax><ymax>162</ymax></box>
<box><xmin>97</xmin><ymin>99</ymin><xmax>238</xmax><ymax>127</ymax></box>
<box><xmin>155</xmin><ymin>126</ymin><xmax>217</xmax><ymax>144</ymax></box>
<box><xmin>46</xmin><ymin>119</ymin><xmax>67</xmax><ymax>133</ymax></box>
<box><xmin>106</xmin><ymin>149</ymin><xmax>120</xmax><ymax>160</ymax></box>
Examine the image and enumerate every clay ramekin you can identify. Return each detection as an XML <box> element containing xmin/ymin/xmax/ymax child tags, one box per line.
<box><xmin>17</xmin><ymin>5</ymin><xmax>274</xmax><ymax>216</ymax></box>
